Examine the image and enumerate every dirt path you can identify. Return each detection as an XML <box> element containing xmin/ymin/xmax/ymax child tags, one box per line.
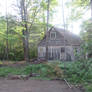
<box><xmin>0</xmin><ymin>79</ymin><xmax>82</xmax><ymax>92</ymax></box>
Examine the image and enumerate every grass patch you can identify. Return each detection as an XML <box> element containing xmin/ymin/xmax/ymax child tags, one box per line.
<box><xmin>23</xmin><ymin>63</ymin><xmax>63</xmax><ymax>78</ymax></box>
<box><xmin>0</xmin><ymin>67</ymin><xmax>25</xmax><ymax>77</ymax></box>
<box><xmin>0</xmin><ymin>62</ymin><xmax>63</xmax><ymax>79</ymax></box>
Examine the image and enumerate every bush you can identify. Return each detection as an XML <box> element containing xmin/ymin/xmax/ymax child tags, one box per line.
<box><xmin>0</xmin><ymin>63</ymin><xmax>63</xmax><ymax>79</ymax></box>
<box><xmin>85</xmin><ymin>84</ymin><xmax>92</xmax><ymax>92</ymax></box>
<box><xmin>63</xmin><ymin>59</ymin><xmax>92</xmax><ymax>83</ymax></box>
<box><xmin>23</xmin><ymin>63</ymin><xmax>63</xmax><ymax>79</ymax></box>
<box><xmin>0</xmin><ymin>67</ymin><xmax>24</xmax><ymax>77</ymax></box>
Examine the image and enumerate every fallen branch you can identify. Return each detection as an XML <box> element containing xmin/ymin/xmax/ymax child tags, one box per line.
<box><xmin>64</xmin><ymin>79</ymin><xmax>72</xmax><ymax>88</ymax></box>
<box><xmin>7</xmin><ymin>73</ymin><xmax>40</xmax><ymax>80</ymax></box>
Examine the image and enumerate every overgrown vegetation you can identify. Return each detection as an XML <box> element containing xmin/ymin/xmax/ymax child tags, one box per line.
<box><xmin>0</xmin><ymin>60</ymin><xmax>92</xmax><ymax>92</ymax></box>
<box><xmin>0</xmin><ymin>62</ymin><xmax>63</xmax><ymax>79</ymax></box>
<box><xmin>63</xmin><ymin>60</ymin><xmax>92</xmax><ymax>92</ymax></box>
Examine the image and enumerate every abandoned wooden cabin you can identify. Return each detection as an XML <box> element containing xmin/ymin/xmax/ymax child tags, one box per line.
<box><xmin>38</xmin><ymin>27</ymin><xmax>82</xmax><ymax>61</ymax></box>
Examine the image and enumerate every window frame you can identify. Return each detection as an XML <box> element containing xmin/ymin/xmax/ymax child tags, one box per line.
<box><xmin>61</xmin><ymin>47</ymin><xmax>65</xmax><ymax>53</ymax></box>
<box><xmin>50</xmin><ymin>32</ymin><xmax>56</xmax><ymax>40</ymax></box>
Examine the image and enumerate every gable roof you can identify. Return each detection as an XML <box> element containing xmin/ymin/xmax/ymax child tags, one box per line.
<box><xmin>54</xmin><ymin>27</ymin><xmax>81</xmax><ymax>45</ymax></box>
<box><xmin>38</xmin><ymin>26</ymin><xmax>82</xmax><ymax>46</ymax></box>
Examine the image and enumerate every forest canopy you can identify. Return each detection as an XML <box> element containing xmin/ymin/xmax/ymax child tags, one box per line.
<box><xmin>0</xmin><ymin>0</ymin><xmax>58</xmax><ymax>61</ymax></box>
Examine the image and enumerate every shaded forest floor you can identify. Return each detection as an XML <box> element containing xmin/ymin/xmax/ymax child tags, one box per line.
<box><xmin>0</xmin><ymin>79</ymin><xmax>82</xmax><ymax>92</ymax></box>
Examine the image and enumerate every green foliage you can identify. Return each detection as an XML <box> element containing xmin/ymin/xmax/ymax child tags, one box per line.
<box><xmin>0</xmin><ymin>61</ymin><xmax>92</xmax><ymax>92</ymax></box>
<box><xmin>9</xmin><ymin>46</ymin><xmax>24</xmax><ymax>61</ymax></box>
<box><xmin>0</xmin><ymin>63</ymin><xmax>63</xmax><ymax>79</ymax></box>
<box><xmin>60</xmin><ymin>59</ymin><xmax>92</xmax><ymax>92</ymax></box>
<box><xmin>64</xmin><ymin>60</ymin><xmax>92</xmax><ymax>83</ymax></box>
<box><xmin>80</xmin><ymin>20</ymin><xmax>92</xmax><ymax>57</ymax></box>
<box><xmin>0</xmin><ymin>0</ymin><xmax>58</xmax><ymax>61</ymax></box>
<box><xmin>69</xmin><ymin>0</ymin><xmax>90</xmax><ymax>8</ymax></box>
<box><xmin>0</xmin><ymin>67</ymin><xmax>24</xmax><ymax>77</ymax></box>
<box><xmin>66</xmin><ymin>0</ymin><xmax>90</xmax><ymax>23</ymax></box>
<box><xmin>85</xmin><ymin>83</ymin><xmax>92</xmax><ymax>92</ymax></box>
<box><xmin>23</xmin><ymin>63</ymin><xmax>63</xmax><ymax>78</ymax></box>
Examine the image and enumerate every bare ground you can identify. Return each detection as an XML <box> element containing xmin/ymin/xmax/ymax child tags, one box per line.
<box><xmin>0</xmin><ymin>79</ymin><xmax>83</xmax><ymax>92</ymax></box>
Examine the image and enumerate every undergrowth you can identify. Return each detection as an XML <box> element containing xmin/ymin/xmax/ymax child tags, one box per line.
<box><xmin>0</xmin><ymin>62</ymin><xmax>63</xmax><ymax>79</ymax></box>
<box><xmin>0</xmin><ymin>60</ymin><xmax>92</xmax><ymax>92</ymax></box>
<box><xmin>62</xmin><ymin>59</ymin><xmax>92</xmax><ymax>92</ymax></box>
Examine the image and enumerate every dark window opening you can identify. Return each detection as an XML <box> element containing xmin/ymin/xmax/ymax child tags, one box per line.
<box><xmin>74</xmin><ymin>48</ymin><xmax>78</xmax><ymax>53</ymax></box>
<box><xmin>50</xmin><ymin>32</ymin><xmax>56</xmax><ymax>40</ymax></box>
<box><xmin>61</xmin><ymin>47</ymin><xmax>65</xmax><ymax>53</ymax></box>
<box><xmin>66</xmin><ymin>53</ymin><xmax>71</xmax><ymax>61</ymax></box>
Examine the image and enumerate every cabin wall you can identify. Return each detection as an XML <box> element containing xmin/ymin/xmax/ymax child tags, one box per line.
<box><xmin>38</xmin><ymin>27</ymin><xmax>81</xmax><ymax>61</ymax></box>
<box><xmin>38</xmin><ymin>29</ymin><xmax>67</xmax><ymax>47</ymax></box>
<box><xmin>38</xmin><ymin>46</ymin><xmax>79</xmax><ymax>61</ymax></box>
<box><xmin>38</xmin><ymin>46</ymin><xmax>46</xmax><ymax>58</ymax></box>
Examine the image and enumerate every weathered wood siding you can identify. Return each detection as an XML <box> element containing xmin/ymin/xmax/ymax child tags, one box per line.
<box><xmin>39</xmin><ymin>29</ymin><xmax>69</xmax><ymax>46</ymax></box>
<box><xmin>38</xmin><ymin>46</ymin><xmax>46</xmax><ymax>58</ymax></box>
<box><xmin>38</xmin><ymin>46</ymin><xmax>80</xmax><ymax>61</ymax></box>
<box><xmin>38</xmin><ymin>27</ymin><xmax>82</xmax><ymax>61</ymax></box>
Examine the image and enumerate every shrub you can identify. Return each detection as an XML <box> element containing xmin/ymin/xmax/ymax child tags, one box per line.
<box><xmin>64</xmin><ymin>59</ymin><xmax>92</xmax><ymax>83</ymax></box>
<box><xmin>23</xmin><ymin>63</ymin><xmax>63</xmax><ymax>79</ymax></box>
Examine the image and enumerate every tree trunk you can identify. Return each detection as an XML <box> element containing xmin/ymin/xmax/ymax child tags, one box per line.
<box><xmin>6</xmin><ymin>17</ymin><xmax>9</xmax><ymax>60</ymax></box>
<box><xmin>21</xmin><ymin>0</ymin><xmax>30</xmax><ymax>62</ymax></box>
<box><xmin>91</xmin><ymin>0</ymin><xmax>92</xmax><ymax>19</ymax></box>
<box><xmin>6</xmin><ymin>0</ymin><xmax>9</xmax><ymax>60</ymax></box>
<box><xmin>46</xmin><ymin>0</ymin><xmax>50</xmax><ymax>61</ymax></box>
<box><xmin>62</xmin><ymin>0</ymin><xmax>66</xmax><ymax>61</ymax></box>
<box><xmin>22</xmin><ymin>26</ymin><xmax>29</xmax><ymax>62</ymax></box>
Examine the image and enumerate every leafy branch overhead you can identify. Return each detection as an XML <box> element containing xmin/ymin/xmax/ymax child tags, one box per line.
<box><xmin>66</xmin><ymin>0</ymin><xmax>91</xmax><ymax>22</ymax></box>
<box><xmin>0</xmin><ymin>0</ymin><xmax>58</xmax><ymax>61</ymax></box>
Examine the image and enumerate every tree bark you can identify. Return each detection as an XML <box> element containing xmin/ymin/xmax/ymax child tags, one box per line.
<box><xmin>6</xmin><ymin>0</ymin><xmax>9</xmax><ymax>60</ymax></box>
<box><xmin>18</xmin><ymin>0</ymin><xmax>40</xmax><ymax>62</ymax></box>
<box><xmin>6</xmin><ymin>16</ymin><xmax>9</xmax><ymax>60</ymax></box>
<box><xmin>22</xmin><ymin>25</ymin><xmax>29</xmax><ymax>62</ymax></box>
<box><xmin>62</xmin><ymin>0</ymin><xmax>66</xmax><ymax>61</ymax></box>
<box><xmin>46</xmin><ymin>0</ymin><xmax>50</xmax><ymax>61</ymax></box>
<box><xmin>91</xmin><ymin>0</ymin><xmax>92</xmax><ymax>19</ymax></box>
<box><xmin>21</xmin><ymin>0</ymin><xmax>30</xmax><ymax>62</ymax></box>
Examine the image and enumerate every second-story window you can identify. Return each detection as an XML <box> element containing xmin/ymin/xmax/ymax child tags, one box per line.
<box><xmin>50</xmin><ymin>32</ymin><xmax>56</xmax><ymax>40</ymax></box>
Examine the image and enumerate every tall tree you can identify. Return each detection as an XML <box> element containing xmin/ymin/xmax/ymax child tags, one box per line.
<box><xmin>0</xmin><ymin>0</ymin><xmax>58</xmax><ymax>61</ymax></box>
<box><xmin>46</xmin><ymin>0</ymin><xmax>50</xmax><ymax>60</ymax></box>
<box><xmin>61</xmin><ymin>0</ymin><xmax>66</xmax><ymax>60</ymax></box>
<box><xmin>16</xmin><ymin>0</ymin><xmax>42</xmax><ymax>62</ymax></box>
<box><xmin>91</xmin><ymin>0</ymin><xmax>92</xmax><ymax>18</ymax></box>
<box><xmin>20</xmin><ymin>0</ymin><xmax>29</xmax><ymax>62</ymax></box>
<box><xmin>6</xmin><ymin>0</ymin><xmax>9</xmax><ymax>60</ymax></box>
